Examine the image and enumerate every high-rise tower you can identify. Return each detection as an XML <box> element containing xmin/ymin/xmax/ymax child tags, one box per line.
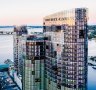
<box><xmin>22</xmin><ymin>34</ymin><xmax>46</xmax><ymax>90</ymax></box>
<box><xmin>43</xmin><ymin>8</ymin><xmax>88</xmax><ymax>90</ymax></box>
<box><xmin>13</xmin><ymin>26</ymin><xmax>28</xmax><ymax>76</ymax></box>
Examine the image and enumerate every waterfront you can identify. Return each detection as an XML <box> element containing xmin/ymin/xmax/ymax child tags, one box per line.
<box><xmin>0</xmin><ymin>28</ymin><xmax>96</xmax><ymax>90</ymax></box>
<box><xmin>88</xmin><ymin>39</ymin><xmax>96</xmax><ymax>56</ymax></box>
<box><xmin>0</xmin><ymin>35</ymin><xmax>13</xmax><ymax>64</ymax></box>
<box><xmin>88</xmin><ymin>66</ymin><xmax>96</xmax><ymax>90</ymax></box>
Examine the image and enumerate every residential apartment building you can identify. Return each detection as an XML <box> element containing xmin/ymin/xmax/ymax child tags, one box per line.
<box><xmin>22</xmin><ymin>34</ymin><xmax>46</xmax><ymax>90</ymax></box>
<box><xmin>13</xmin><ymin>8</ymin><xmax>88</xmax><ymax>90</ymax></box>
<box><xmin>43</xmin><ymin>8</ymin><xmax>88</xmax><ymax>90</ymax></box>
<box><xmin>13</xmin><ymin>26</ymin><xmax>28</xmax><ymax>77</ymax></box>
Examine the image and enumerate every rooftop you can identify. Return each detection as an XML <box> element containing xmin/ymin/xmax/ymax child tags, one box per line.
<box><xmin>27</xmin><ymin>34</ymin><xmax>47</xmax><ymax>41</ymax></box>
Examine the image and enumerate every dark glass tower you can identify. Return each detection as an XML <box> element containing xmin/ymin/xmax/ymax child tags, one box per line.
<box><xmin>22</xmin><ymin>35</ymin><xmax>46</xmax><ymax>90</ymax></box>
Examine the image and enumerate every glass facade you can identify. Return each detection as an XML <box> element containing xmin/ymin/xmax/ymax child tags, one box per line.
<box><xmin>23</xmin><ymin>35</ymin><xmax>46</xmax><ymax>90</ymax></box>
<box><xmin>13</xmin><ymin>26</ymin><xmax>28</xmax><ymax>76</ymax></box>
<box><xmin>43</xmin><ymin>8</ymin><xmax>88</xmax><ymax>90</ymax></box>
<box><xmin>14</xmin><ymin>8</ymin><xmax>88</xmax><ymax>90</ymax></box>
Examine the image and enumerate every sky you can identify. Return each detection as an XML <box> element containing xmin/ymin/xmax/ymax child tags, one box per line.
<box><xmin>0</xmin><ymin>0</ymin><xmax>96</xmax><ymax>25</ymax></box>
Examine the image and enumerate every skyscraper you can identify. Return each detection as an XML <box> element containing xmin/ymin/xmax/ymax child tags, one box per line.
<box><xmin>14</xmin><ymin>8</ymin><xmax>88</xmax><ymax>90</ymax></box>
<box><xmin>13</xmin><ymin>26</ymin><xmax>28</xmax><ymax>77</ymax></box>
<box><xmin>43</xmin><ymin>8</ymin><xmax>88</xmax><ymax>90</ymax></box>
<box><xmin>22</xmin><ymin>34</ymin><xmax>46</xmax><ymax>90</ymax></box>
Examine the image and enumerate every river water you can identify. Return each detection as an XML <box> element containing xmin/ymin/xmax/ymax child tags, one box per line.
<box><xmin>0</xmin><ymin>28</ymin><xmax>96</xmax><ymax>90</ymax></box>
<box><xmin>0</xmin><ymin>35</ymin><xmax>13</xmax><ymax>63</ymax></box>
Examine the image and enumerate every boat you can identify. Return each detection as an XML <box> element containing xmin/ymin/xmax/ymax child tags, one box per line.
<box><xmin>92</xmin><ymin>66</ymin><xmax>96</xmax><ymax>69</ymax></box>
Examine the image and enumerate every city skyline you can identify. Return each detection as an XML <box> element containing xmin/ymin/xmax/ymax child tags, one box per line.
<box><xmin>0</xmin><ymin>0</ymin><xmax>96</xmax><ymax>25</ymax></box>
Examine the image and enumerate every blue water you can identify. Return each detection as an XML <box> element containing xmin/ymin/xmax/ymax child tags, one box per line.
<box><xmin>88</xmin><ymin>66</ymin><xmax>96</xmax><ymax>90</ymax></box>
<box><xmin>0</xmin><ymin>35</ymin><xmax>13</xmax><ymax>64</ymax></box>
<box><xmin>0</xmin><ymin>28</ymin><xmax>96</xmax><ymax>90</ymax></box>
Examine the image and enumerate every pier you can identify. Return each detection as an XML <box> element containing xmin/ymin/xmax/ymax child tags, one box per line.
<box><xmin>0</xmin><ymin>31</ymin><xmax>13</xmax><ymax>35</ymax></box>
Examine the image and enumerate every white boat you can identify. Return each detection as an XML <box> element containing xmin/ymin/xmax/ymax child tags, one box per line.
<box><xmin>92</xmin><ymin>66</ymin><xmax>96</xmax><ymax>69</ymax></box>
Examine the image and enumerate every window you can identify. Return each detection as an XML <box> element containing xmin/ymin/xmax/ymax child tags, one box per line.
<box><xmin>46</xmin><ymin>45</ymin><xmax>49</xmax><ymax>49</ymax></box>
<box><xmin>79</xmin><ymin>30</ymin><xmax>84</xmax><ymax>38</ymax></box>
<box><xmin>56</xmin><ymin>26</ymin><xmax>61</xmax><ymax>30</ymax></box>
<box><xmin>32</xmin><ymin>71</ymin><xmax>35</xmax><ymax>75</ymax></box>
<box><xmin>35</xmin><ymin>78</ymin><xmax>41</xmax><ymax>82</ymax></box>
<box><xmin>57</xmin><ymin>44</ymin><xmax>59</xmax><ymax>46</ymax></box>
<box><xmin>54</xmin><ymin>51</ymin><xmax>57</xmax><ymax>57</ymax></box>
<box><xmin>48</xmin><ymin>79</ymin><xmax>51</xmax><ymax>84</ymax></box>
